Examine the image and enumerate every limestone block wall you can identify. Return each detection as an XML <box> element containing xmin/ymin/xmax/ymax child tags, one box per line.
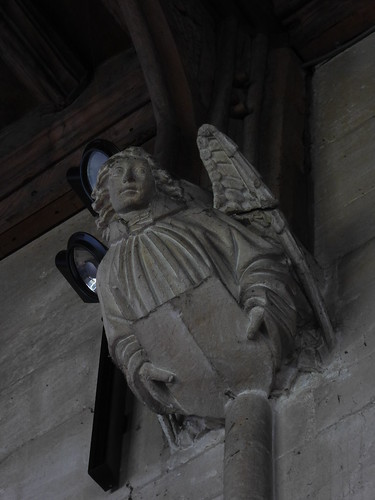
<box><xmin>275</xmin><ymin>32</ymin><xmax>375</xmax><ymax>499</ymax></box>
<box><xmin>0</xmin><ymin>212</ymin><xmax>105</xmax><ymax>499</ymax></box>
<box><xmin>1</xmin><ymin>32</ymin><xmax>375</xmax><ymax>500</ymax></box>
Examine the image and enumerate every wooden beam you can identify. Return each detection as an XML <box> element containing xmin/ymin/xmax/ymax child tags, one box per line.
<box><xmin>273</xmin><ymin>0</ymin><xmax>310</xmax><ymax>18</ymax></box>
<box><xmin>242</xmin><ymin>33</ymin><xmax>269</xmax><ymax>167</ymax></box>
<box><xmin>102</xmin><ymin>0</ymin><xmax>203</xmax><ymax>181</ymax></box>
<box><xmin>0</xmin><ymin>50</ymin><xmax>149</xmax><ymax>200</ymax></box>
<box><xmin>0</xmin><ymin>46</ymin><xmax>156</xmax><ymax>257</ymax></box>
<box><xmin>279</xmin><ymin>0</ymin><xmax>375</xmax><ymax>61</ymax></box>
<box><xmin>159</xmin><ymin>0</ymin><xmax>216</xmax><ymax>119</ymax></box>
<box><xmin>236</xmin><ymin>0</ymin><xmax>282</xmax><ymax>33</ymax></box>
<box><xmin>0</xmin><ymin>103</ymin><xmax>155</xmax><ymax>235</ymax></box>
<box><xmin>208</xmin><ymin>13</ymin><xmax>239</xmax><ymax>133</ymax></box>
<box><xmin>0</xmin><ymin>0</ymin><xmax>87</xmax><ymax>107</ymax></box>
<box><xmin>0</xmin><ymin>191</ymin><xmax>84</xmax><ymax>260</ymax></box>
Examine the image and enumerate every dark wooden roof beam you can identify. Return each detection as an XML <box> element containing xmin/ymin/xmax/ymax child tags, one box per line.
<box><xmin>0</xmin><ymin>0</ymin><xmax>88</xmax><ymax>108</ymax></box>
<box><xmin>102</xmin><ymin>0</ymin><xmax>204</xmax><ymax>181</ymax></box>
<box><xmin>0</xmin><ymin>49</ymin><xmax>156</xmax><ymax>257</ymax></box>
<box><xmin>276</xmin><ymin>0</ymin><xmax>375</xmax><ymax>61</ymax></box>
<box><xmin>0</xmin><ymin>103</ymin><xmax>155</xmax><ymax>237</ymax></box>
<box><xmin>0</xmin><ymin>50</ymin><xmax>150</xmax><ymax>200</ymax></box>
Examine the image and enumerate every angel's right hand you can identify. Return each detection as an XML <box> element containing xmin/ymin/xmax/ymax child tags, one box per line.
<box><xmin>139</xmin><ymin>362</ymin><xmax>175</xmax><ymax>384</ymax></box>
<box><xmin>114</xmin><ymin>336</ymin><xmax>180</xmax><ymax>413</ymax></box>
<box><xmin>136</xmin><ymin>362</ymin><xmax>180</xmax><ymax>413</ymax></box>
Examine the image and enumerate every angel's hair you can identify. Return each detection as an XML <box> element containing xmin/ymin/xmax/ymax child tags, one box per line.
<box><xmin>92</xmin><ymin>147</ymin><xmax>183</xmax><ymax>233</ymax></box>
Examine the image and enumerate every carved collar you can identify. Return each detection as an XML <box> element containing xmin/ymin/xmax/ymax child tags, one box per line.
<box><xmin>109</xmin><ymin>194</ymin><xmax>186</xmax><ymax>242</ymax></box>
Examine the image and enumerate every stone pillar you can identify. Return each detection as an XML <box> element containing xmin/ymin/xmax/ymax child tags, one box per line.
<box><xmin>224</xmin><ymin>390</ymin><xmax>273</xmax><ymax>500</ymax></box>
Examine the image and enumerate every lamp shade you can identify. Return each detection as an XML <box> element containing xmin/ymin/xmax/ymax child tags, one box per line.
<box><xmin>80</xmin><ymin>139</ymin><xmax>119</xmax><ymax>200</ymax></box>
<box><xmin>55</xmin><ymin>232</ymin><xmax>107</xmax><ymax>303</ymax></box>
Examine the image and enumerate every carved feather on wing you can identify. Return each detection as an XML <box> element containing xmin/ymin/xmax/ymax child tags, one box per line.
<box><xmin>197</xmin><ymin>124</ymin><xmax>334</xmax><ymax>349</ymax></box>
<box><xmin>197</xmin><ymin>124</ymin><xmax>277</xmax><ymax>214</ymax></box>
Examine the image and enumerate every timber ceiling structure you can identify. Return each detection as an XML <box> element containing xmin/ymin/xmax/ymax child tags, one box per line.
<box><xmin>1</xmin><ymin>0</ymin><xmax>375</xmax><ymax>259</ymax></box>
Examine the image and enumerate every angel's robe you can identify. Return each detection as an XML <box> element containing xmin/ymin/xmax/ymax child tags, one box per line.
<box><xmin>96</xmin><ymin>198</ymin><xmax>299</xmax><ymax>413</ymax></box>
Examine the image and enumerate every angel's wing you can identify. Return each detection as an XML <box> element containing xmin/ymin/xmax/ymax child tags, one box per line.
<box><xmin>197</xmin><ymin>124</ymin><xmax>277</xmax><ymax>214</ymax></box>
<box><xmin>197</xmin><ymin>124</ymin><xmax>334</xmax><ymax>349</ymax></box>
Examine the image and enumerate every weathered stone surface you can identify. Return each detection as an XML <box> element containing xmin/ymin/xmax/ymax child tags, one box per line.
<box><xmin>275</xmin><ymin>345</ymin><xmax>375</xmax><ymax>497</ymax></box>
<box><xmin>276</xmin><ymin>366</ymin><xmax>375</xmax><ymax>499</ymax></box>
<box><xmin>0</xmin><ymin>210</ymin><xmax>102</xmax><ymax>392</ymax></box>
<box><xmin>0</xmin><ymin>335</ymin><xmax>100</xmax><ymax>463</ymax></box>
<box><xmin>0</xmin><ymin>410</ymin><xmax>95</xmax><ymax>500</ymax></box>
<box><xmin>224</xmin><ymin>391</ymin><xmax>272</xmax><ymax>500</ymax></box>
<box><xmin>120</xmin><ymin>399</ymin><xmax>166</xmax><ymax>489</ymax></box>
<box><xmin>0</xmin><ymin>210</ymin><xmax>104</xmax><ymax>499</ymax></box>
<box><xmin>338</xmin><ymin>236</ymin><xmax>375</xmax><ymax>356</ymax></box>
<box><xmin>274</xmin><ymin>375</ymin><xmax>319</xmax><ymax>458</ymax></box>
<box><xmin>312</xmin><ymin>33</ymin><xmax>375</xmax><ymax>142</ymax></box>
<box><xmin>312</xmin><ymin>32</ymin><xmax>375</xmax><ymax>263</ymax></box>
<box><xmin>274</xmin><ymin>32</ymin><xmax>375</xmax><ymax>500</ymax></box>
<box><xmin>129</xmin><ymin>434</ymin><xmax>224</xmax><ymax>500</ymax></box>
<box><xmin>275</xmin><ymin>226</ymin><xmax>375</xmax><ymax>500</ymax></box>
<box><xmin>276</xmin><ymin>403</ymin><xmax>375</xmax><ymax>500</ymax></box>
<box><xmin>313</xmin><ymin>116</ymin><xmax>375</xmax><ymax>263</ymax></box>
<box><xmin>121</xmin><ymin>399</ymin><xmax>225</xmax><ymax>499</ymax></box>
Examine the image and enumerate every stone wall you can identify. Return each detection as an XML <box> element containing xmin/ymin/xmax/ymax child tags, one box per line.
<box><xmin>1</xmin><ymin>32</ymin><xmax>375</xmax><ymax>500</ymax></box>
<box><xmin>0</xmin><ymin>212</ymin><xmax>104</xmax><ymax>499</ymax></box>
<box><xmin>275</xmin><ymin>32</ymin><xmax>375</xmax><ymax>499</ymax></box>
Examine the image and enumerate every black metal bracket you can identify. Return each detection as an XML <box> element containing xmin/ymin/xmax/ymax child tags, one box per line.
<box><xmin>88</xmin><ymin>330</ymin><xmax>129</xmax><ymax>491</ymax></box>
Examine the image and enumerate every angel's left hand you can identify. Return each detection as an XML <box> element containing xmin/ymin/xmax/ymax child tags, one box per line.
<box><xmin>246</xmin><ymin>306</ymin><xmax>264</xmax><ymax>339</ymax></box>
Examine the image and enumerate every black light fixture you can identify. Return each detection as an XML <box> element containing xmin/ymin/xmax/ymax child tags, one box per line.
<box><xmin>80</xmin><ymin>139</ymin><xmax>119</xmax><ymax>199</ymax></box>
<box><xmin>67</xmin><ymin>138</ymin><xmax>119</xmax><ymax>214</ymax></box>
<box><xmin>55</xmin><ymin>230</ymin><xmax>128</xmax><ymax>492</ymax></box>
<box><xmin>88</xmin><ymin>330</ymin><xmax>130</xmax><ymax>491</ymax></box>
<box><xmin>55</xmin><ymin>232</ymin><xmax>107</xmax><ymax>303</ymax></box>
<box><xmin>56</xmin><ymin>137</ymin><xmax>129</xmax><ymax>493</ymax></box>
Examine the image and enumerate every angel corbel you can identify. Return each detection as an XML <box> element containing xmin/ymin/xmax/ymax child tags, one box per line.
<box><xmin>92</xmin><ymin>124</ymin><xmax>333</xmax><ymax>500</ymax></box>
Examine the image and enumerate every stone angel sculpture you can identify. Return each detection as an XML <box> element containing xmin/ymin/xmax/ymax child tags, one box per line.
<box><xmin>92</xmin><ymin>124</ymin><xmax>333</xmax><ymax>500</ymax></box>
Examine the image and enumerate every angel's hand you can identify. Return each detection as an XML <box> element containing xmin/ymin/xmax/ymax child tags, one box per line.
<box><xmin>246</xmin><ymin>306</ymin><xmax>265</xmax><ymax>340</ymax></box>
<box><xmin>139</xmin><ymin>363</ymin><xmax>175</xmax><ymax>384</ymax></box>
<box><xmin>138</xmin><ymin>362</ymin><xmax>179</xmax><ymax>413</ymax></box>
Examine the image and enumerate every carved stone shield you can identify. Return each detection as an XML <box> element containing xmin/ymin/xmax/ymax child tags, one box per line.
<box><xmin>132</xmin><ymin>277</ymin><xmax>273</xmax><ymax>418</ymax></box>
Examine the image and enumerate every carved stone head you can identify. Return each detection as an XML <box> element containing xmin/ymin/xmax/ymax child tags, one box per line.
<box><xmin>105</xmin><ymin>152</ymin><xmax>156</xmax><ymax>214</ymax></box>
<box><xmin>92</xmin><ymin>147</ymin><xmax>183</xmax><ymax>237</ymax></box>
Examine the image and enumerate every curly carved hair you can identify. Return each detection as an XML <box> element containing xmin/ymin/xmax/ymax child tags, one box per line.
<box><xmin>92</xmin><ymin>147</ymin><xmax>183</xmax><ymax>237</ymax></box>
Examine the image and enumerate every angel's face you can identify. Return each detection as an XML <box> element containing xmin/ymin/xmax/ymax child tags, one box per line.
<box><xmin>107</xmin><ymin>156</ymin><xmax>156</xmax><ymax>214</ymax></box>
